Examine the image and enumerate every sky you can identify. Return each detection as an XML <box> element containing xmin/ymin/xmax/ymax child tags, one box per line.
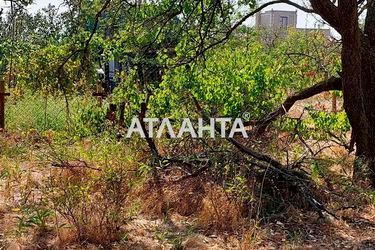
<box><xmin>0</xmin><ymin>0</ymin><xmax>330</xmax><ymax>30</ymax></box>
<box><xmin>0</xmin><ymin>0</ymin><xmax>62</xmax><ymax>13</ymax></box>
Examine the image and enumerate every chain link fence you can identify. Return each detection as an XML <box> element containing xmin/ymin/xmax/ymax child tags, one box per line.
<box><xmin>5</xmin><ymin>93</ymin><xmax>69</xmax><ymax>132</ymax></box>
<box><xmin>3</xmin><ymin>89</ymin><xmax>113</xmax><ymax>136</ymax></box>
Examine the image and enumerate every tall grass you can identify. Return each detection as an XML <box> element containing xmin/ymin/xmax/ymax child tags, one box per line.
<box><xmin>5</xmin><ymin>91</ymin><xmax>109</xmax><ymax>135</ymax></box>
<box><xmin>5</xmin><ymin>92</ymin><xmax>70</xmax><ymax>132</ymax></box>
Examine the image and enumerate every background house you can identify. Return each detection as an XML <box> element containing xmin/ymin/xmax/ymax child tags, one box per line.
<box><xmin>255</xmin><ymin>9</ymin><xmax>331</xmax><ymax>37</ymax></box>
<box><xmin>255</xmin><ymin>9</ymin><xmax>297</xmax><ymax>29</ymax></box>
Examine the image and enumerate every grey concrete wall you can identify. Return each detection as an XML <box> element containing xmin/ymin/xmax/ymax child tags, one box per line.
<box><xmin>255</xmin><ymin>10</ymin><xmax>297</xmax><ymax>29</ymax></box>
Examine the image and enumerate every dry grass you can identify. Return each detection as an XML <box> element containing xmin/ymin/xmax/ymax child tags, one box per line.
<box><xmin>135</xmin><ymin>169</ymin><xmax>247</xmax><ymax>233</ymax></box>
<box><xmin>47</xmin><ymin>166</ymin><xmax>130</xmax><ymax>246</ymax></box>
<box><xmin>240</xmin><ymin>224</ymin><xmax>265</xmax><ymax>250</ymax></box>
<box><xmin>2</xmin><ymin>128</ymin><xmax>375</xmax><ymax>249</ymax></box>
<box><xmin>197</xmin><ymin>184</ymin><xmax>244</xmax><ymax>232</ymax></box>
<box><xmin>137</xmin><ymin>173</ymin><xmax>206</xmax><ymax>217</ymax></box>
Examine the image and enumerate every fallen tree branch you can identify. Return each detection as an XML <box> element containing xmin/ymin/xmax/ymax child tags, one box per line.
<box><xmin>191</xmin><ymin>95</ymin><xmax>285</xmax><ymax>168</ymax></box>
<box><xmin>170</xmin><ymin>162</ymin><xmax>210</xmax><ymax>183</ymax></box>
<box><xmin>191</xmin><ymin>94</ymin><xmax>337</xmax><ymax>219</ymax></box>
<box><xmin>244</xmin><ymin>76</ymin><xmax>342</xmax><ymax>133</ymax></box>
<box><xmin>246</xmin><ymin>158</ymin><xmax>336</xmax><ymax>218</ymax></box>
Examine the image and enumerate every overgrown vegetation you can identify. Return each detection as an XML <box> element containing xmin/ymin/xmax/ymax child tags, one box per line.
<box><xmin>1</xmin><ymin>0</ymin><xmax>375</xmax><ymax>249</ymax></box>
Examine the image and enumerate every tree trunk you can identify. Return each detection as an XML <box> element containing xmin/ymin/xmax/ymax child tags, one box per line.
<box><xmin>341</xmin><ymin>3</ymin><xmax>375</xmax><ymax>185</ymax></box>
<box><xmin>350</xmin><ymin>44</ymin><xmax>375</xmax><ymax>185</ymax></box>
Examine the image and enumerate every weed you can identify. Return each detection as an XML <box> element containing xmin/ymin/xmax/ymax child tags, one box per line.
<box><xmin>16</xmin><ymin>205</ymin><xmax>53</xmax><ymax>234</ymax></box>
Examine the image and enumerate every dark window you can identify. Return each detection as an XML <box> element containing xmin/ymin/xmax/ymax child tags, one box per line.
<box><xmin>280</xmin><ymin>16</ymin><xmax>288</xmax><ymax>28</ymax></box>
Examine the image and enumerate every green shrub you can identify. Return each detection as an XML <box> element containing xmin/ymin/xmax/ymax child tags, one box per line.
<box><xmin>71</xmin><ymin>97</ymin><xmax>109</xmax><ymax>137</ymax></box>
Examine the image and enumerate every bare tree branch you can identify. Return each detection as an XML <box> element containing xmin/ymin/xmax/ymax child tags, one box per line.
<box><xmin>82</xmin><ymin>0</ymin><xmax>111</xmax><ymax>57</ymax></box>
<box><xmin>310</xmin><ymin>0</ymin><xmax>342</xmax><ymax>33</ymax></box>
<box><xmin>179</xmin><ymin>0</ymin><xmax>314</xmax><ymax>65</ymax></box>
<box><xmin>57</xmin><ymin>0</ymin><xmax>111</xmax><ymax>73</ymax></box>
<box><xmin>244</xmin><ymin>76</ymin><xmax>342</xmax><ymax>132</ymax></box>
<box><xmin>280</xmin><ymin>0</ymin><xmax>315</xmax><ymax>13</ymax></box>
